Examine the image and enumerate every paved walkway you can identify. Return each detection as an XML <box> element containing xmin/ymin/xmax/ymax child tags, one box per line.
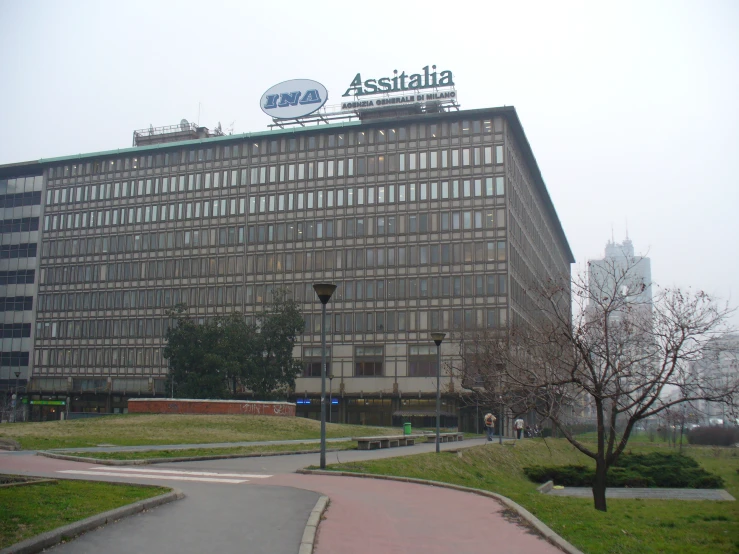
<box><xmin>546</xmin><ymin>486</ymin><xmax>735</xmax><ymax>501</ymax></box>
<box><xmin>1</xmin><ymin>439</ymin><xmax>562</xmax><ymax>553</ymax></box>
<box><xmin>271</xmin><ymin>473</ymin><xmax>563</xmax><ymax>554</ymax></box>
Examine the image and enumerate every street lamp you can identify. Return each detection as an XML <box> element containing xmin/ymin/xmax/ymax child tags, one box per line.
<box><xmin>430</xmin><ymin>332</ymin><xmax>446</xmax><ymax>454</ymax></box>
<box><xmin>328</xmin><ymin>372</ymin><xmax>334</xmax><ymax>424</ymax></box>
<box><xmin>313</xmin><ymin>283</ymin><xmax>337</xmax><ymax>469</ymax></box>
<box><xmin>13</xmin><ymin>371</ymin><xmax>20</xmax><ymax>424</ymax></box>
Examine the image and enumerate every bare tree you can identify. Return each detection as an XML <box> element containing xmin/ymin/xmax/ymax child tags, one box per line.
<box><xmin>453</xmin><ymin>255</ymin><xmax>737</xmax><ymax>512</ymax></box>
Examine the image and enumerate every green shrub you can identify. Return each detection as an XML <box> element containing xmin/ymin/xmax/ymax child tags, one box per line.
<box><xmin>524</xmin><ymin>452</ymin><xmax>724</xmax><ymax>488</ymax></box>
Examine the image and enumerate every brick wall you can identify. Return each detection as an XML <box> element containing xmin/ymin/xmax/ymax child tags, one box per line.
<box><xmin>128</xmin><ymin>399</ymin><xmax>295</xmax><ymax>417</ymax></box>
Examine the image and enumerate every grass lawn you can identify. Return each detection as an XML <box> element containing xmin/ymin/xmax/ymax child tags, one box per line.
<box><xmin>68</xmin><ymin>440</ymin><xmax>357</xmax><ymax>461</ymax></box>
<box><xmin>0</xmin><ymin>480</ymin><xmax>168</xmax><ymax>549</ymax></box>
<box><xmin>0</xmin><ymin>414</ymin><xmax>398</xmax><ymax>450</ymax></box>
<box><xmin>327</xmin><ymin>439</ymin><xmax>739</xmax><ymax>554</ymax></box>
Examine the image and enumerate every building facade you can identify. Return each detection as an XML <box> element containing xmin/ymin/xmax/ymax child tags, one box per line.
<box><xmin>0</xmin><ymin>106</ymin><xmax>573</xmax><ymax>428</ymax></box>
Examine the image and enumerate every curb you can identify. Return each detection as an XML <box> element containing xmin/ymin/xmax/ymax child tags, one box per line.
<box><xmin>298</xmin><ymin>495</ymin><xmax>329</xmax><ymax>554</ymax></box>
<box><xmin>0</xmin><ymin>487</ymin><xmax>185</xmax><ymax>554</ymax></box>
<box><xmin>537</xmin><ymin>480</ymin><xmax>554</xmax><ymax>494</ymax></box>
<box><xmin>37</xmin><ymin>447</ymin><xmax>348</xmax><ymax>466</ymax></box>
<box><xmin>297</xmin><ymin>470</ymin><xmax>584</xmax><ymax>554</ymax></box>
<box><xmin>0</xmin><ymin>479</ymin><xmax>57</xmax><ymax>490</ymax></box>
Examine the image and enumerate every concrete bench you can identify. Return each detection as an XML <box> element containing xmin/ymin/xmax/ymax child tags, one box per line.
<box><xmin>353</xmin><ymin>434</ymin><xmax>426</xmax><ymax>450</ymax></box>
<box><xmin>425</xmin><ymin>432</ymin><xmax>465</xmax><ymax>444</ymax></box>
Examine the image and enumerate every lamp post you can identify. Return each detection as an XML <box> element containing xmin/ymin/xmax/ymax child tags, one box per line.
<box><xmin>430</xmin><ymin>332</ymin><xmax>446</xmax><ymax>454</ymax></box>
<box><xmin>313</xmin><ymin>283</ymin><xmax>337</xmax><ymax>469</ymax></box>
<box><xmin>13</xmin><ymin>371</ymin><xmax>20</xmax><ymax>424</ymax></box>
<box><xmin>328</xmin><ymin>372</ymin><xmax>334</xmax><ymax>424</ymax></box>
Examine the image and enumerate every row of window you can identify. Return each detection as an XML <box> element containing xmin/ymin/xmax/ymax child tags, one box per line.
<box><xmin>0</xmin><ymin>296</ymin><xmax>33</xmax><ymax>311</ymax></box>
<box><xmin>1</xmin><ymin>351</ymin><xmax>29</xmax><ymax>367</ymax></box>
<box><xmin>46</xmin><ymin>171</ymin><xmax>242</xmax><ymax>205</ymax></box>
<box><xmin>301</xmin><ymin>308</ymin><xmax>508</xmax><ymax>335</ymax></box>
<box><xmin>36</xmin><ymin>318</ymin><xmax>171</xmax><ymax>340</ymax></box>
<box><xmin>0</xmin><ymin>270</ymin><xmax>35</xmax><ymax>285</ymax></box>
<box><xmin>42</xmin><ymin>180</ymin><xmax>505</xmax><ymax>237</ymax></box>
<box><xmin>246</xmin><ymin>147</ymin><xmax>503</xmax><ymax>185</ymax></box>
<box><xmin>42</xmin><ymin>228</ymin><xmax>243</xmax><ymax>259</ymax></box>
<box><xmin>0</xmin><ymin>191</ymin><xmax>42</xmax><ymax>209</ymax></box>
<box><xmin>44</xmin><ymin>198</ymin><xmax>243</xmax><ymax>231</ymax></box>
<box><xmin>43</xmin><ymin>255</ymin><xmax>244</xmax><ymax>285</ymax></box>
<box><xmin>35</xmin><ymin>347</ymin><xmax>164</xmax><ymax>368</ymax></box>
<box><xmin>247</xmin><ymin>209</ymin><xmax>506</xmax><ymax>245</ymax></box>
<box><xmin>40</xmin><ymin>208</ymin><xmax>505</xmax><ymax>262</ymax></box>
<box><xmin>37</xmin><ymin>271</ymin><xmax>508</xmax><ymax>312</ymax></box>
<box><xmin>37</xmin><ymin>285</ymin><xmax>244</xmax><ymax>312</ymax></box>
<box><xmin>0</xmin><ymin>243</ymin><xmax>37</xmax><ymax>259</ymax></box>
<box><xmin>41</xmin><ymin>238</ymin><xmax>508</xmax><ymax>288</ymax></box>
<box><xmin>47</xmin><ymin>147</ymin><xmax>502</xmax><ymax>207</ymax></box>
<box><xmin>0</xmin><ymin>323</ymin><xmax>31</xmax><ymax>338</ymax></box>
<box><xmin>303</xmin><ymin>360</ymin><xmax>437</xmax><ymax>378</ymax></box>
<box><xmin>49</xmin><ymin>119</ymin><xmax>503</xmax><ymax>179</ymax></box>
<box><xmin>0</xmin><ymin>176</ymin><xmax>42</xmax><ymax>193</ymax></box>
<box><xmin>248</xmin><ymin>178</ymin><xmax>505</xmax><ymax>214</ymax></box>
<box><xmin>0</xmin><ymin>216</ymin><xmax>39</xmax><ymax>234</ymax></box>
<box><xmin>246</xmin><ymin>243</ymin><xmax>508</xmax><ymax>275</ymax></box>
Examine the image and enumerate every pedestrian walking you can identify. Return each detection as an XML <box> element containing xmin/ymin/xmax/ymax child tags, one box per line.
<box><xmin>514</xmin><ymin>417</ymin><xmax>525</xmax><ymax>439</ymax></box>
<box><xmin>484</xmin><ymin>412</ymin><xmax>496</xmax><ymax>441</ymax></box>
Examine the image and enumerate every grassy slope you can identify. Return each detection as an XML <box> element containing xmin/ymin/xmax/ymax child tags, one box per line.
<box><xmin>329</xmin><ymin>439</ymin><xmax>739</xmax><ymax>554</ymax></box>
<box><xmin>71</xmin><ymin>440</ymin><xmax>357</xmax><ymax>461</ymax></box>
<box><xmin>0</xmin><ymin>414</ymin><xmax>398</xmax><ymax>450</ymax></box>
<box><xmin>0</xmin><ymin>480</ymin><xmax>167</xmax><ymax>548</ymax></box>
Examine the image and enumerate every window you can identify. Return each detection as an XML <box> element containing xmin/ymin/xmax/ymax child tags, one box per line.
<box><xmin>408</xmin><ymin>345</ymin><xmax>437</xmax><ymax>377</ymax></box>
<box><xmin>302</xmin><ymin>347</ymin><xmax>331</xmax><ymax>377</ymax></box>
<box><xmin>354</xmin><ymin>345</ymin><xmax>384</xmax><ymax>376</ymax></box>
<box><xmin>0</xmin><ymin>296</ymin><xmax>33</xmax><ymax>311</ymax></box>
<box><xmin>0</xmin><ymin>270</ymin><xmax>34</xmax><ymax>285</ymax></box>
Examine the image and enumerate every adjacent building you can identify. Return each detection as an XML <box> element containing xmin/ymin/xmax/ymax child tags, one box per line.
<box><xmin>0</xmin><ymin>105</ymin><xmax>573</xmax><ymax>428</ymax></box>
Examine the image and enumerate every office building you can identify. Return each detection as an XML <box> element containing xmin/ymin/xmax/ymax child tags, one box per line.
<box><xmin>0</xmin><ymin>105</ymin><xmax>573</xmax><ymax>427</ymax></box>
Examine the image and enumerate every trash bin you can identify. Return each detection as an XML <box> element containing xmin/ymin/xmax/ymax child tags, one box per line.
<box><xmin>403</xmin><ymin>422</ymin><xmax>412</xmax><ymax>435</ymax></box>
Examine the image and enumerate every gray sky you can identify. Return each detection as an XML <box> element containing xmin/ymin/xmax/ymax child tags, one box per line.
<box><xmin>1</xmin><ymin>0</ymin><xmax>737</xmax><ymax>325</ymax></box>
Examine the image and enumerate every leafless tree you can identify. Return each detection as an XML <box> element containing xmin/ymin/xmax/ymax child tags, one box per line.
<box><xmin>453</xmin><ymin>256</ymin><xmax>737</xmax><ymax>512</ymax></box>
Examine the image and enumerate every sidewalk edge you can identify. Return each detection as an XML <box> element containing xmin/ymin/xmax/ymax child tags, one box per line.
<box><xmin>0</xmin><ymin>488</ymin><xmax>185</xmax><ymax>554</ymax></box>
<box><xmin>297</xmin><ymin>469</ymin><xmax>583</xmax><ymax>554</ymax></box>
<box><xmin>36</xmin><ymin>448</ymin><xmax>346</xmax><ymax>466</ymax></box>
<box><xmin>298</xmin><ymin>495</ymin><xmax>329</xmax><ymax>554</ymax></box>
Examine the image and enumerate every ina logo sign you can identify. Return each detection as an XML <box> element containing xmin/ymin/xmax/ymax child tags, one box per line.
<box><xmin>260</xmin><ymin>79</ymin><xmax>328</xmax><ymax>119</ymax></box>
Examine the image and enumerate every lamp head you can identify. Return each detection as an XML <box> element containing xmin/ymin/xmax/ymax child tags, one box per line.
<box><xmin>313</xmin><ymin>283</ymin><xmax>337</xmax><ymax>305</ymax></box>
<box><xmin>14</xmin><ymin>371</ymin><xmax>20</xmax><ymax>378</ymax></box>
<box><xmin>430</xmin><ymin>332</ymin><xmax>446</xmax><ymax>346</ymax></box>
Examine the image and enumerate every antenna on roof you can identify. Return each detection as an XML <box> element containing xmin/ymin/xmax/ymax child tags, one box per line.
<box><xmin>180</xmin><ymin>119</ymin><xmax>189</xmax><ymax>131</ymax></box>
<box><xmin>625</xmin><ymin>217</ymin><xmax>629</xmax><ymax>240</ymax></box>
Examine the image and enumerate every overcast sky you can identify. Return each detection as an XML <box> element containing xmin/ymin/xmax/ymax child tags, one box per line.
<box><xmin>1</xmin><ymin>0</ymin><xmax>737</xmax><ymax>325</ymax></box>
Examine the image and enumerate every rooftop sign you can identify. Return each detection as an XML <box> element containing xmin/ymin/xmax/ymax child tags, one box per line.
<box><xmin>342</xmin><ymin>65</ymin><xmax>454</xmax><ymax>97</ymax></box>
<box><xmin>260</xmin><ymin>79</ymin><xmax>328</xmax><ymax>119</ymax></box>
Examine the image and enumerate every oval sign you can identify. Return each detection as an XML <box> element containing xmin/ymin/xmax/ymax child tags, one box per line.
<box><xmin>260</xmin><ymin>79</ymin><xmax>328</xmax><ymax>119</ymax></box>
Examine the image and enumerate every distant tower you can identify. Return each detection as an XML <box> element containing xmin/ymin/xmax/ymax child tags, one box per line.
<box><xmin>589</xmin><ymin>237</ymin><xmax>652</xmax><ymax>315</ymax></box>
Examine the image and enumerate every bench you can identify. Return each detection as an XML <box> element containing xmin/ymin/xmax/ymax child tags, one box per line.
<box><xmin>353</xmin><ymin>434</ymin><xmax>426</xmax><ymax>450</ymax></box>
<box><xmin>425</xmin><ymin>432</ymin><xmax>465</xmax><ymax>444</ymax></box>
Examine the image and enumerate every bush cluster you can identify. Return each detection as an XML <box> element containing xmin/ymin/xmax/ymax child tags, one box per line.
<box><xmin>687</xmin><ymin>426</ymin><xmax>739</xmax><ymax>446</ymax></box>
<box><xmin>523</xmin><ymin>452</ymin><xmax>724</xmax><ymax>488</ymax></box>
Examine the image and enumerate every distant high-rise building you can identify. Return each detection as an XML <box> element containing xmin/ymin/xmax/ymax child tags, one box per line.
<box><xmin>690</xmin><ymin>334</ymin><xmax>739</xmax><ymax>425</ymax></box>
<box><xmin>573</xmin><ymin>237</ymin><xmax>652</xmax><ymax>421</ymax></box>
<box><xmin>587</xmin><ymin>238</ymin><xmax>652</xmax><ymax>318</ymax></box>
